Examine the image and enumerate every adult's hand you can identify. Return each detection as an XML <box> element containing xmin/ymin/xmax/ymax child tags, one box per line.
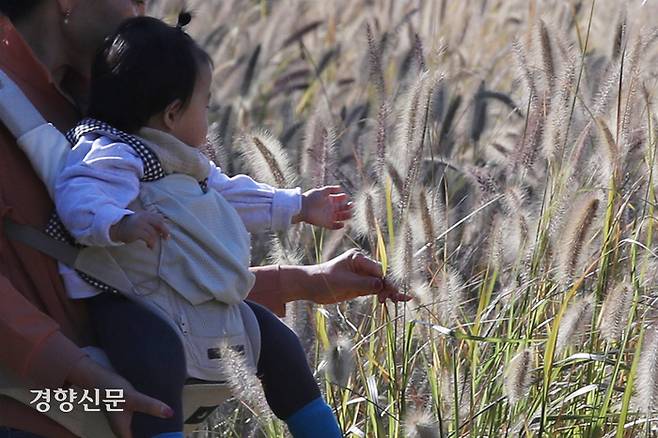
<box><xmin>298</xmin><ymin>249</ymin><xmax>411</xmax><ymax>305</ymax></box>
<box><xmin>66</xmin><ymin>356</ymin><xmax>173</xmax><ymax>438</ymax></box>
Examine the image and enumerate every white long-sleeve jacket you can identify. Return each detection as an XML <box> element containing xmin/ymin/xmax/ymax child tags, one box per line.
<box><xmin>56</xmin><ymin>132</ymin><xmax>301</xmax><ymax>246</ymax></box>
<box><xmin>52</xmin><ymin>128</ymin><xmax>301</xmax><ymax>299</ymax></box>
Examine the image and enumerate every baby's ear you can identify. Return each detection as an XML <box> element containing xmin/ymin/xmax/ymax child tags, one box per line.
<box><xmin>163</xmin><ymin>99</ymin><xmax>184</xmax><ymax>130</ymax></box>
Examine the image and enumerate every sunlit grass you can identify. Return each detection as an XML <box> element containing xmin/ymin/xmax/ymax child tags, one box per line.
<box><xmin>149</xmin><ymin>0</ymin><xmax>658</xmax><ymax>436</ymax></box>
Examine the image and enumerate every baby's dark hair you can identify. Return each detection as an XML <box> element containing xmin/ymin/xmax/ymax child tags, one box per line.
<box><xmin>88</xmin><ymin>14</ymin><xmax>212</xmax><ymax>133</ymax></box>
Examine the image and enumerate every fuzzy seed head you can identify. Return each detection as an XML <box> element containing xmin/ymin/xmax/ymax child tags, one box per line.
<box><xmin>325</xmin><ymin>337</ymin><xmax>355</xmax><ymax>387</ymax></box>
<box><xmin>237</xmin><ymin>130</ymin><xmax>298</xmax><ymax>188</ymax></box>
<box><xmin>220</xmin><ymin>345</ymin><xmax>272</xmax><ymax>423</ymax></box>
<box><xmin>504</xmin><ymin>348</ymin><xmax>534</xmax><ymax>405</ymax></box>
<box><xmin>634</xmin><ymin>326</ymin><xmax>658</xmax><ymax>415</ymax></box>
<box><xmin>599</xmin><ymin>281</ymin><xmax>634</xmax><ymax>343</ymax></box>
<box><xmin>404</xmin><ymin>410</ymin><xmax>440</xmax><ymax>438</ymax></box>
<box><xmin>556</xmin><ymin>294</ymin><xmax>594</xmax><ymax>355</ymax></box>
<box><xmin>556</xmin><ymin>193</ymin><xmax>600</xmax><ymax>286</ymax></box>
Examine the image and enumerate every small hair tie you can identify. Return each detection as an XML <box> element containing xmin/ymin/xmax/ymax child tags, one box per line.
<box><xmin>176</xmin><ymin>11</ymin><xmax>192</xmax><ymax>30</ymax></box>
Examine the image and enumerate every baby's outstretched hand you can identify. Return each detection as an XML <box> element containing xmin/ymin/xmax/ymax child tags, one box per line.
<box><xmin>109</xmin><ymin>211</ymin><xmax>170</xmax><ymax>249</ymax></box>
<box><xmin>294</xmin><ymin>185</ymin><xmax>353</xmax><ymax>230</ymax></box>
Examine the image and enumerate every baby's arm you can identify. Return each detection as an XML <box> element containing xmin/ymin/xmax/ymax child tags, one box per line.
<box><xmin>207</xmin><ymin>162</ymin><xmax>353</xmax><ymax>232</ymax></box>
<box><xmin>207</xmin><ymin>161</ymin><xmax>302</xmax><ymax>233</ymax></box>
<box><xmin>0</xmin><ymin>69</ymin><xmax>70</xmax><ymax>199</ymax></box>
<box><xmin>55</xmin><ymin>139</ymin><xmax>166</xmax><ymax>247</ymax></box>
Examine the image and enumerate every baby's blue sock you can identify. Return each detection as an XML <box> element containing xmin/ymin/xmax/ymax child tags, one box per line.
<box><xmin>152</xmin><ymin>433</ymin><xmax>184</xmax><ymax>438</ymax></box>
<box><xmin>285</xmin><ymin>397</ymin><xmax>342</xmax><ymax>438</ymax></box>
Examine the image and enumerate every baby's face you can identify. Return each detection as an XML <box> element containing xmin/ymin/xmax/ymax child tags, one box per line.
<box><xmin>170</xmin><ymin>62</ymin><xmax>212</xmax><ymax>148</ymax></box>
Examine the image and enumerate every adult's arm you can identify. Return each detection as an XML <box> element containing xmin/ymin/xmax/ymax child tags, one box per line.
<box><xmin>207</xmin><ymin>161</ymin><xmax>301</xmax><ymax>233</ymax></box>
<box><xmin>0</xmin><ymin>74</ymin><xmax>114</xmax><ymax>387</ymax></box>
<box><xmin>0</xmin><ymin>69</ymin><xmax>69</xmax><ymax>199</ymax></box>
<box><xmin>0</xmin><ymin>270</ymin><xmax>88</xmax><ymax>389</ymax></box>
<box><xmin>247</xmin><ymin>249</ymin><xmax>409</xmax><ymax>317</ymax></box>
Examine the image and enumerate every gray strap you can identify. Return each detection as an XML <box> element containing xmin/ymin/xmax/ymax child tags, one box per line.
<box><xmin>3</xmin><ymin>218</ymin><xmax>135</xmax><ymax>293</ymax></box>
<box><xmin>3</xmin><ymin>218</ymin><xmax>78</xmax><ymax>267</ymax></box>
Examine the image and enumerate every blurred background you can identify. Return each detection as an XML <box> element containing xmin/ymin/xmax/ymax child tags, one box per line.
<box><xmin>146</xmin><ymin>1</ymin><xmax>658</xmax><ymax>436</ymax></box>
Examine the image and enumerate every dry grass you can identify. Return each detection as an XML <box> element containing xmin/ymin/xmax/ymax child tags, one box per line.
<box><xmin>149</xmin><ymin>0</ymin><xmax>658</xmax><ymax>436</ymax></box>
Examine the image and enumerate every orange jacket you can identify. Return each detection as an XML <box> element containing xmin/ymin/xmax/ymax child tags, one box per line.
<box><xmin>0</xmin><ymin>15</ymin><xmax>93</xmax><ymax>437</ymax></box>
<box><xmin>0</xmin><ymin>16</ymin><xmax>93</xmax><ymax>391</ymax></box>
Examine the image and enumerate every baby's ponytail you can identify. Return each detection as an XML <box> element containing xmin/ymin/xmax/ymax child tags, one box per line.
<box><xmin>176</xmin><ymin>10</ymin><xmax>192</xmax><ymax>30</ymax></box>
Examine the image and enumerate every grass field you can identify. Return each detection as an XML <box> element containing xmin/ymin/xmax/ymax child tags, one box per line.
<box><xmin>149</xmin><ymin>1</ymin><xmax>658</xmax><ymax>436</ymax></box>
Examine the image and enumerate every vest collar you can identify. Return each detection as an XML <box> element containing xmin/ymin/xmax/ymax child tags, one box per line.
<box><xmin>135</xmin><ymin>127</ymin><xmax>210</xmax><ymax>182</ymax></box>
